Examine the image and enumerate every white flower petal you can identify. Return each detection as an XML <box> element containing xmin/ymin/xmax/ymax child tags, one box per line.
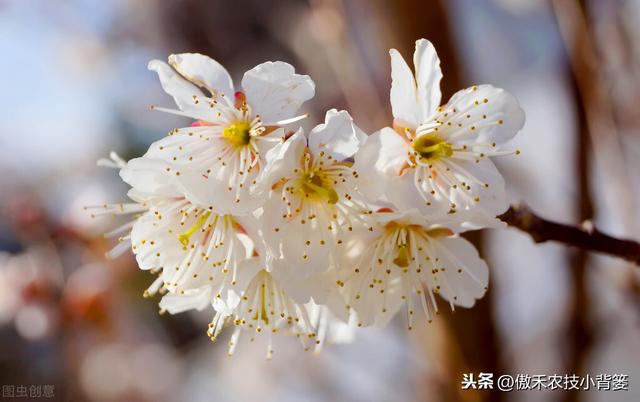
<box><xmin>252</xmin><ymin>129</ymin><xmax>306</xmax><ymax>196</ymax></box>
<box><xmin>233</xmin><ymin>257</ymin><xmax>264</xmax><ymax>292</ymax></box>
<box><xmin>443</xmin><ymin>156</ymin><xmax>509</xmax><ymax>223</ymax></box>
<box><xmin>142</xmin><ymin>127</ymin><xmax>267</xmax><ymax>214</ymax></box>
<box><xmin>168</xmin><ymin>53</ymin><xmax>234</xmax><ymax>98</ymax></box>
<box><xmin>176</xmin><ymin>165</ymin><xmax>263</xmax><ymax>215</ymax></box>
<box><xmin>353</xmin><ymin>127</ymin><xmax>409</xmax><ymax>201</ymax></box>
<box><xmin>130</xmin><ymin>207</ymin><xmax>184</xmax><ymax>271</ymax></box>
<box><xmin>374</xmin><ymin>208</ymin><xmax>431</xmax><ymax>227</ymax></box>
<box><xmin>385</xmin><ymin>169</ymin><xmax>449</xmax><ymax>219</ymax></box>
<box><xmin>159</xmin><ymin>287</ymin><xmax>213</xmax><ymax>314</ymax></box>
<box><xmin>241</xmin><ymin>61</ymin><xmax>315</xmax><ymax>123</ymax></box>
<box><xmin>318</xmin><ymin>281</ymin><xmax>352</xmax><ymax>324</ymax></box>
<box><xmin>390</xmin><ymin>49</ymin><xmax>420</xmax><ymax>128</ymax></box>
<box><xmin>119</xmin><ymin>157</ymin><xmax>182</xmax><ymax>200</ymax></box>
<box><xmin>437</xmin><ymin>84</ymin><xmax>525</xmax><ymax>145</ymax></box>
<box><xmin>212</xmin><ymin>257</ymin><xmax>265</xmax><ymax>317</ymax></box>
<box><xmin>142</xmin><ymin>126</ymin><xmax>217</xmax><ymax>165</ymax></box>
<box><xmin>253</xmin><ymin>127</ymin><xmax>286</xmax><ymax>160</ymax></box>
<box><xmin>233</xmin><ymin>216</ymin><xmax>260</xmax><ymax>255</ymax></box>
<box><xmin>270</xmin><ymin>260</ymin><xmax>335</xmax><ymax>305</ymax></box>
<box><xmin>305</xmin><ymin>300</ymin><xmax>355</xmax><ymax>353</ymax></box>
<box><xmin>308</xmin><ymin>109</ymin><xmax>366</xmax><ymax>161</ymax></box>
<box><xmin>124</xmin><ymin>189</ymin><xmax>148</xmax><ymax>204</ymax></box>
<box><xmin>335</xmin><ymin>226</ymin><xmax>405</xmax><ymax>327</ymax></box>
<box><xmin>427</xmin><ymin>236</ymin><xmax>488</xmax><ymax>308</ymax></box>
<box><xmin>148</xmin><ymin>59</ymin><xmax>206</xmax><ymax>113</ymax></box>
<box><xmin>358</xmin><ymin>128</ymin><xmax>408</xmax><ymax>175</ymax></box>
<box><xmin>259</xmin><ymin>192</ymin><xmax>334</xmax><ymax>276</ymax></box>
<box><xmin>413</xmin><ymin>39</ymin><xmax>443</xmax><ymax>121</ymax></box>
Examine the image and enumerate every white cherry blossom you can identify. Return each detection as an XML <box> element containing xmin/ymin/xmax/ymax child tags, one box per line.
<box><xmin>89</xmin><ymin>153</ymin><xmax>259</xmax><ymax>303</ymax></box>
<box><xmin>91</xmin><ymin>38</ymin><xmax>532</xmax><ymax>354</ymax></box>
<box><xmin>147</xmin><ymin>53</ymin><xmax>315</xmax><ymax>214</ymax></box>
<box><xmin>355</xmin><ymin>39</ymin><xmax>525</xmax><ymax>228</ymax></box>
<box><xmin>124</xmin><ymin>157</ymin><xmax>263</xmax><ymax>301</ymax></box>
<box><xmin>130</xmin><ymin>196</ymin><xmax>256</xmax><ymax>298</ymax></box>
<box><xmin>335</xmin><ymin>209</ymin><xmax>489</xmax><ymax>328</ymax></box>
<box><xmin>203</xmin><ymin>229</ymin><xmax>355</xmax><ymax>356</ymax></box>
<box><xmin>148</xmin><ymin>230</ymin><xmax>356</xmax><ymax>357</ymax></box>
<box><xmin>207</xmin><ymin>259</ymin><xmax>319</xmax><ymax>358</ymax></box>
<box><xmin>253</xmin><ymin>109</ymin><xmax>371</xmax><ymax>279</ymax></box>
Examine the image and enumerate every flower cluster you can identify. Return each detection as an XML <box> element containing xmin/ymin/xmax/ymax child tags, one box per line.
<box><xmin>92</xmin><ymin>39</ymin><xmax>524</xmax><ymax>356</ymax></box>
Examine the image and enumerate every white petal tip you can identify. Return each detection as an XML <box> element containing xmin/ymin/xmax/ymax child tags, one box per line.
<box><xmin>147</xmin><ymin>59</ymin><xmax>163</xmax><ymax>71</ymax></box>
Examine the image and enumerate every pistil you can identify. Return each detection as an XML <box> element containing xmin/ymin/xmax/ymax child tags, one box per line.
<box><xmin>413</xmin><ymin>133</ymin><xmax>453</xmax><ymax>161</ymax></box>
<box><xmin>299</xmin><ymin>172</ymin><xmax>339</xmax><ymax>204</ymax></box>
<box><xmin>223</xmin><ymin>121</ymin><xmax>252</xmax><ymax>148</ymax></box>
<box><xmin>178</xmin><ymin>211</ymin><xmax>211</xmax><ymax>246</ymax></box>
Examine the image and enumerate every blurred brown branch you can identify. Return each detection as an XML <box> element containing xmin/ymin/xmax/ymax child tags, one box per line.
<box><xmin>499</xmin><ymin>204</ymin><xmax>640</xmax><ymax>265</ymax></box>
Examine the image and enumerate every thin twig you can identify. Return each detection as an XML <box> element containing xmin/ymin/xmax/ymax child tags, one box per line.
<box><xmin>499</xmin><ymin>204</ymin><xmax>640</xmax><ymax>265</ymax></box>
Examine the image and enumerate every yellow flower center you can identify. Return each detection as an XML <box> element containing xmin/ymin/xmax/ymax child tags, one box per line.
<box><xmin>413</xmin><ymin>133</ymin><xmax>452</xmax><ymax>161</ymax></box>
<box><xmin>299</xmin><ymin>171</ymin><xmax>338</xmax><ymax>204</ymax></box>
<box><xmin>223</xmin><ymin>121</ymin><xmax>252</xmax><ymax>148</ymax></box>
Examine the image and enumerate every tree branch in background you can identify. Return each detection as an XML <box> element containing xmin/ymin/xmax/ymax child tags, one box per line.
<box><xmin>499</xmin><ymin>204</ymin><xmax>640</xmax><ymax>265</ymax></box>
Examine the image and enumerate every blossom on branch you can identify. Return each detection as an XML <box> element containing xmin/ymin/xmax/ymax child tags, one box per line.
<box><xmin>355</xmin><ymin>39</ymin><xmax>525</xmax><ymax>228</ymax></box>
<box><xmin>253</xmin><ymin>109</ymin><xmax>371</xmax><ymax>280</ymax></box>
<box><xmin>147</xmin><ymin>53</ymin><xmax>315</xmax><ymax>214</ymax></box>
<box><xmin>93</xmin><ymin>39</ymin><xmax>525</xmax><ymax>356</ymax></box>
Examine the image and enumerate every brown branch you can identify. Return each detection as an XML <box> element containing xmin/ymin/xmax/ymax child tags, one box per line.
<box><xmin>499</xmin><ymin>204</ymin><xmax>640</xmax><ymax>265</ymax></box>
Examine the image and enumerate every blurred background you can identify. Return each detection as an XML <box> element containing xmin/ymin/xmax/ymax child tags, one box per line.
<box><xmin>1</xmin><ymin>0</ymin><xmax>639</xmax><ymax>401</ymax></box>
